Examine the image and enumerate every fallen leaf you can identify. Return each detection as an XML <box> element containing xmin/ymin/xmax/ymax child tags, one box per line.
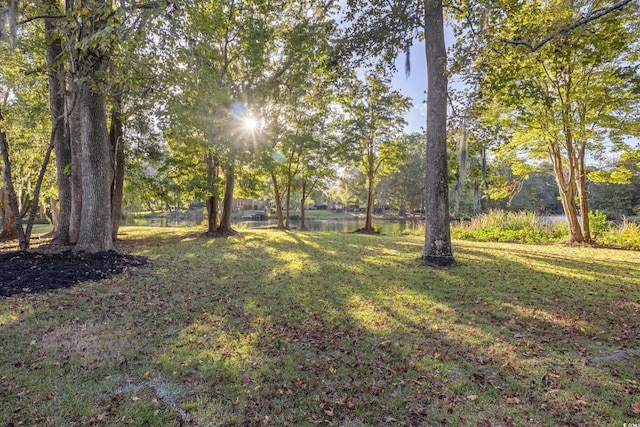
<box><xmin>632</xmin><ymin>402</ymin><xmax>640</xmax><ymax>414</ymax></box>
<box><xmin>132</xmin><ymin>396</ymin><xmax>140</xmax><ymax>402</ymax></box>
<box><xmin>143</xmin><ymin>371</ymin><xmax>150</xmax><ymax>379</ymax></box>
<box><xmin>466</xmin><ymin>395</ymin><xmax>478</xmax><ymax>401</ymax></box>
<box><xmin>505</xmin><ymin>396</ymin><xmax>520</xmax><ymax>404</ymax></box>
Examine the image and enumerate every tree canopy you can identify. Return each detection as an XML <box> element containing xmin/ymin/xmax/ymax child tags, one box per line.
<box><xmin>1</xmin><ymin>0</ymin><xmax>639</xmax><ymax>255</ymax></box>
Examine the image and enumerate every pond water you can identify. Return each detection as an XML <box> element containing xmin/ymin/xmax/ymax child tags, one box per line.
<box><xmin>239</xmin><ymin>218</ymin><xmax>424</xmax><ymax>234</ymax></box>
<box><xmin>123</xmin><ymin>215</ymin><xmax>424</xmax><ymax>235</ymax></box>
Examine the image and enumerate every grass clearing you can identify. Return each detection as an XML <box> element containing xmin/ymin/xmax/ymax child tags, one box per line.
<box><xmin>1</xmin><ymin>226</ymin><xmax>639</xmax><ymax>426</ymax></box>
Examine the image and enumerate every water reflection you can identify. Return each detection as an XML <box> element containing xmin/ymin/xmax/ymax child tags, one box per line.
<box><xmin>123</xmin><ymin>215</ymin><xmax>423</xmax><ymax>235</ymax></box>
<box><xmin>240</xmin><ymin>219</ymin><xmax>423</xmax><ymax>234</ymax></box>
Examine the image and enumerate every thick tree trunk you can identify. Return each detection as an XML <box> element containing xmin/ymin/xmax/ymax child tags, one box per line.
<box><xmin>0</xmin><ymin>121</ymin><xmax>26</xmax><ymax>248</ymax></box>
<box><xmin>45</xmin><ymin>7</ymin><xmax>72</xmax><ymax>246</ymax></box>
<box><xmin>74</xmin><ymin>83</ymin><xmax>115</xmax><ymax>253</ymax></box>
<box><xmin>558</xmin><ymin>182</ymin><xmax>583</xmax><ymax>243</ymax></box>
<box><xmin>0</xmin><ymin>188</ymin><xmax>17</xmax><ymax>240</ymax></box>
<box><xmin>549</xmin><ymin>141</ymin><xmax>584</xmax><ymax>243</ymax></box>
<box><xmin>422</xmin><ymin>0</ymin><xmax>454</xmax><ymax>266</ymax></box>
<box><xmin>74</xmin><ymin>0</ymin><xmax>114</xmax><ymax>253</ymax></box>
<box><xmin>218</xmin><ymin>160</ymin><xmax>236</xmax><ymax>234</ymax></box>
<box><xmin>110</xmin><ymin>101</ymin><xmax>125</xmax><ymax>242</ymax></box>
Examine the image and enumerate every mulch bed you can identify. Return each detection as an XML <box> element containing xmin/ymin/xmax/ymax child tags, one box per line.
<box><xmin>0</xmin><ymin>250</ymin><xmax>148</xmax><ymax>298</ymax></box>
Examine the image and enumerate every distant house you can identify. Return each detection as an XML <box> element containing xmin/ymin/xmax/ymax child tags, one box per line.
<box><xmin>233</xmin><ymin>198</ymin><xmax>269</xmax><ymax>211</ymax></box>
<box><xmin>312</xmin><ymin>199</ymin><xmax>328</xmax><ymax>210</ymax></box>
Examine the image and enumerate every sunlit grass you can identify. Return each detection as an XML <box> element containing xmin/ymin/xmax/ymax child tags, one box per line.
<box><xmin>1</xmin><ymin>227</ymin><xmax>639</xmax><ymax>425</ymax></box>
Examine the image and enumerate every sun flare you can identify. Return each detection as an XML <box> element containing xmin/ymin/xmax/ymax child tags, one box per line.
<box><xmin>244</xmin><ymin>116</ymin><xmax>259</xmax><ymax>131</ymax></box>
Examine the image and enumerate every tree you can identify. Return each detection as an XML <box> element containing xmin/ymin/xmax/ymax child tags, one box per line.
<box><xmin>42</xmin><ymin>0</ymin><xmax>72</xmax><ymax>246</ymax></box>
<box><xmin>381</xmin><ymin>132</ymin><xmax>427</xmax><ymax>217</ymax></box>
<box><xmin>0</xmin><ymin>14</ymin><xmax>55</xmax><ymax>248</ymax></box>
<box><xmin>339</xmin><ymin>74</ymin><xmax>410</xmax><ymax>232</ymax></box>
<box><xmin>66</xmin><ymin>0</ymin><xmax>116</xmax><ymax>252</ymax></box>
<box><xmin>1</xmin><ymin>0</ymin><xmax>170</xmax><ymax>251</ymax></box>
<box><xmin>160</xmin><ymin>0</ymin><xmax>277</xmax><ymax>235</ymax></box>
<box><xmin>0</xmin><ymin>109</ymin><xmax>24</xmax><ymax>245</ymax></box>
<box><xmin>453</xmin><ymin>0</ymin><xmax>640</xmax><ymax>243</ymax></box>
<box><xmin>421</xmin><ymin>0</ymin><xmax>454</xmax><ymax>265</ymax></box>
<box><xmin>344</xmin><ymin>0</ymin><xmax>455</xmax><ymax>265</ymax></box>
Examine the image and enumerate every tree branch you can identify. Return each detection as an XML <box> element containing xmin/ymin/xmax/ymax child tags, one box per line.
<box><xmin>17</xmin><ymin>0</ymin><xmax>166</xmax><ymax>26</ymax></box>
<box><xmin>17</xmin><ymin>14</ymin><xmax>66</xmax><ymax>26</ymax></box>
<box><xmin>501</xmin><ymin>0</ymin><xmax>633</xmax><ymax>52</ymax></box>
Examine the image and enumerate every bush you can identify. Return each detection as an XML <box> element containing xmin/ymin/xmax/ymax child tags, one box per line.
<box><xmin>588</xmin><ymin>210</ymin><xmax>609</xmax><ymax>238</ymax></box>
<box><xmin>598</xmin><ymin>220</ymin><xmax>640</xmax><ymax>250</ymax></box>
<box><xmin>451</xmin><ymin>210</ymin><xmax>567</xmax><ymax>243</ymax></box>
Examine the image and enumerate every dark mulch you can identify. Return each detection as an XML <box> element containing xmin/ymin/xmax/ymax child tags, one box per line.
<box><xmin>0</xmin><ymin>250</ymin><xmax>148</xmax><ymax>297</ymax></box>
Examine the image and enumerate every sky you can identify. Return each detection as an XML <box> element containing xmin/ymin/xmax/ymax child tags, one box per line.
<box><xmin>387</xmin><ymin>27</ymin><xmax>458</xmax><ymax>134</ymax></box>
<box><xmin>390</xmin><ymin>41</ymin><xmax>429</xmax><ymax>134</ymax></box>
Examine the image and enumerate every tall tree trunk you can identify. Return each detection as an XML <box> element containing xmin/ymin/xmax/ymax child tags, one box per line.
<box><xmin>110</xmin><ymin>99</ymin><xmax>125</xmax><ymax>242</ymax></box>
<box><xmin>557</xmin><ymin>181</ymin><xmax>583</xmax><ymax>243</ymax></box>
<box><xmin>75</xmin><ymin>84</ymin><xmax>114</xmax><ymax>252</ymax></box>
<box><xmin>480</xmin><ymin>146</ymin><xmax>489</xmax><ymax>212</ymax></box>
<box><xmin>0</xmin><ymin>118</ymin><xmax>27</xmax><ymax>248</ymax></box>
<box><xmin>68</xmin><ymin>77</ymin><xmax>83</xmax><ymax>244</ymax></box>
<box><xmin>421</xmin><ymin>0</ymin><xmax>454</xmax><ymax>266</ymax></box>
<box><xmin>218</xmin><ymin>160</ymin><xmax>236</xmax><ymax>234</ymax></box>
<box><xmin>24</xmin><ymin>144</ymin><xmax>54</xmax><ymax>243</ymax></box>
<box><xmin>74</xmin><ymin>0</ymin><xmax>114</xmax><ymax>253</ymax></box>
<box><xmin>45</xmin><ymin>5</ymin><xmax>72</xmax><ymax>246</ymax></box>
<box><xmin>549</xmin><ymin>141</ymin><xmax>584</xmax><ymax>243</ymax></box>
<box><xmin>206</xmin><ymin>151</ymin><xmax>219</xmax><ymax>234</ymax></box>
<box><xmin>300</xmin><ymin>179</ymin><xmax>308</xmax><ymax>230</ymax></box>
<box><xmin>67</xmin><ymin>0</ymin><xmax>82</xmax><ymax>244</ymax></box>
<box><xmin>365</xmin><ymin>170</ymin><xmax>375</xmax><ymax>231</ymax></box>
<box><xmin>285</xmin><ymin>183</ymin><xmax>291</xmax><ymax>229</ymax></box>
<box><xmin>577</xmin><ymin>149</ymin><xmax>591</xmax><ymax>241</ymax></box>
<box><xmin>271</xmin><ymin>172</ymin><xmax>285</xmax><ymax>229</ymax></box>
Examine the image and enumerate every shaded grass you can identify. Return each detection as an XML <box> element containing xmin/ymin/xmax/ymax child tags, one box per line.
<box><xmin>1</xmin><ymin>227</ymin><xmax>639</xmax><ymax>426</ymax></box>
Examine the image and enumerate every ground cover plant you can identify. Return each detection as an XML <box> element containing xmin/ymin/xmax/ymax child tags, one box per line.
<box><xmin>450</xmin><ymin>210</ymin><xmax>567</xmax><ymax>243</ymax></box>
<box><xmin>450</xmin><ymin>210</ymin><xmax>640</xmax><ymax>250</ymax></box>
<box><xmin>1</xmin><ymin>226</ymin><xmax>639</xmax><ymax>426</ymax></box>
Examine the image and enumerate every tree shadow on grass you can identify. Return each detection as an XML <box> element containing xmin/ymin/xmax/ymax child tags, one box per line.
<box><xmin>1</xmin><ymin>230</ymin><xmax>639</xmax><ymax>425</ymax></box>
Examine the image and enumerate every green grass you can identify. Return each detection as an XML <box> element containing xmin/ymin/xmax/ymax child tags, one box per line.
<box><xmin>2</xmin><ymin>227</ymin><xmax>640</xmax><ymax>426</ymax></box>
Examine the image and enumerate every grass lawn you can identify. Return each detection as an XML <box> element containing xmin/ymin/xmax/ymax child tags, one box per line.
<box><xmin>1</xmin><ymin>227</ymin><xmax>639</xmax><ymax>426</ymax></box>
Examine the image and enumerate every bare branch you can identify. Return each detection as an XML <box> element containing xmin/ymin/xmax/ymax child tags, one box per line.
<box><xmin>17</xmin><ymin>14</ymin><xmax>66</xmax><ymax>26</ymax></box>
<box><xmin>501</xmin><ymin>0</ymin><xmax>633</xmax><ymax>52</ymax></box>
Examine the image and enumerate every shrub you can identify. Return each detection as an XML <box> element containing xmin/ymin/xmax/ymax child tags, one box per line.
<box><xmin>451</xmin><ymin>210</ymin><xmax>567</xmax><ymax>243</ymax></box>
<box><xmin>588</xmin><ymin>210</ymin><xmax>609</xmax><ymax>238</ymax></box>
<box><xmin>598</xmin><ymin>220</ymin><xmax>640</xmax><ymax>250</ymax></box>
